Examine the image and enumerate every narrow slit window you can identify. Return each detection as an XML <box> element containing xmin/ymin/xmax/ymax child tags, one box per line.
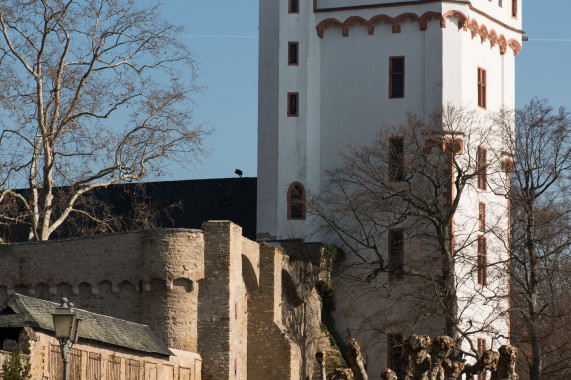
<box><xmin>479</xmin><ymin>202</ymin><xmax>486</xmax><ymax>232</ymax></box>
<box><xmin>387</xmin><ymin>334</ymin><xmax>404</xmax><ymax>372</ymax></box>
<box><xmin>287</xmin><ymin>92</ymin><xmax>299</xmax><ymax>117</ymax></box>
<box><xmin>288</xmin><ymin>42</ymin><xmax>299</xmax><ymax>65</ymax></box>
<box><xmin>511</xmin><ymin>0</ymin><xmax>517</xmax><ymax>18</ymax></box>
<box><xmin>389</xmin><ymin>137</ymin><xmax>404</xmax><ymax>181</ymax></box>
<box><xmin>288</xmin><ymin>182</ymin><xmax>306</xmax><ymax>220</ymax></box>
<box><xmin>388</xmin><ymin>230</ymin><xmax>404</xmax><ymax>282</ymax></box>
<box><xmin>477</xmin><ymin>236</ymin><xmax>487</xmax><ymax>286</ymax></box>
<box><xmin>389</xmin><ymin>57</ymin><xmax>405</xmax><ymax>98</ymax></box>
<box><xmin>289</xmin><ymin>0</ymin><xmax>299</xmax><ymax>14</ymax></box>
<box><xmin>478</xmin><ymin>68</ymin><xmax>487</xmax><ymax>109</ymax></box>
<box><xmin>478</xmin><ymin>338</ymin><xmax>487</xmax><ymax>380</ymax></box>
<box><xmin>477</xmin><ymin>146</ymin><xmax>487</xmax><ymax>191</ymax></box>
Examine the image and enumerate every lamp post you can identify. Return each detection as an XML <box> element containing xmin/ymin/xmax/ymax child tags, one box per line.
<box><xmin>52</xmin><ymin>298</ymin><xmax>81</xmax><ymax>380</ymax></box>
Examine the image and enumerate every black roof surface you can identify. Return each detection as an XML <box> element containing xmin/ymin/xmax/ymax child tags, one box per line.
<box><xmin>0</xmin><ymin>294</ymin><xmax>172</xmax><ymax>356</ymax></box>
<box><xmin>2</xmin><ymin>177</ymin><xmax>257</xmax><ymax>242</ymax></box>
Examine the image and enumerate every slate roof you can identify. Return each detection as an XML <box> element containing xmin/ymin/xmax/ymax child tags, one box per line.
<box><xmin>0</xmin><ymin>294</ymin><xmax>172</xmax><ymax>356</ymax></box>
<box><xmin>2</xmin><ymin>177</ymin><xmax>257</xmax><ymax>242</ymax></box>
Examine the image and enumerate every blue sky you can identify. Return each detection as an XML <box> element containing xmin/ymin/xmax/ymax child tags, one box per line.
<box><xmin>155</xmin><ymin>0</ymin><xmax>571</xmax><ymax>181</ymax></box>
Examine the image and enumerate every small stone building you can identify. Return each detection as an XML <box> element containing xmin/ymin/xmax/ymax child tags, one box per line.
<box><xmin>0</xmin><ymin>294</ymin><xmax>201</xmax><ymax>379</ymax></box>
<box><xmin>0</xmin><ymin>221</ymin><xmax>338</xmax><ymax>379</ymax></box>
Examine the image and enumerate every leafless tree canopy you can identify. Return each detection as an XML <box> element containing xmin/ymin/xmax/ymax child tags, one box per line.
<box><xmin>309</xmin><ymin>106</ymin><xmax>510</xmax><ymax>355</ymax></box>
<box><xmin>496</xmin><ymin>99</ymin><xmax>571</xmax><ymax>380</ymax></box>
<box><xmin>0</xmin><ymin>0</ymin><xmax>210</xmax><ymax>241</ymax></box>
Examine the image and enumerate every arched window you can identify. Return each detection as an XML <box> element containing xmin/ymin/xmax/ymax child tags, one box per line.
<box><xmin>287</xmin><ymin>182</ymin><xmax>306</xmax><ymax>220</ymax></box>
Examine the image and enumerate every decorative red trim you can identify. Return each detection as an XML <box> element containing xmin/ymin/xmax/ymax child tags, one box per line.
<box><xmin>316</xmin><ymin>11</ymin><xmax>440</xmax><ymax>38</ymax></box>
<box><xmin>313</xmin><ymin>1</ymin><xmax>524</xmax><ymax>35</ymax></box>
<box><xmin>423</xmin><ymin>137</ymin><xmax>464</xmax><ymax>154</ymax></box>
<box><xmin>315</xmin><ymin>10</ymin><xmax>522</xmax><ymax>56</ymax></box>
<box><xmin>441</xmin><ymin>10</ymin><xmax>469</xmax><ymax>29</ymax></box>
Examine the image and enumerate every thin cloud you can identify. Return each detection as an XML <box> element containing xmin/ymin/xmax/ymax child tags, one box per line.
<box><xmin>184</xmin><ymin>34</ymin><xmax>258</xmax><ymax>39</ymax></box>
<box><xmin>528</xmin><ymin>38</ymin><xmax>571</xmax><ymax>42</ymax></box>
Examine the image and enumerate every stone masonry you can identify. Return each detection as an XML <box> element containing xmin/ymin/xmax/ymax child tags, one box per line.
<box><xmin>0</xmin><ymin>221</ymin><xmax>336</xmax><ymax>379</ymax></box>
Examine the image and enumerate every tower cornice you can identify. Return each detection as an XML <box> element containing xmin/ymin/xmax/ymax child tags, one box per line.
<box><xmin>315</xmin><ymin>10</ymin><xmax>522</xmax><ymax>56</ymax></box>
<box><xmin>313</xmin><ymin>0</ymin><xmax>524</xmax><ymax>35</ymax></box>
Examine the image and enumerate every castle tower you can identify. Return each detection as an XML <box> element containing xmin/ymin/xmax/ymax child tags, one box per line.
<box><xmin>257</xmin><ymin>0</ymin><xmax>523</xmax><ymax>374</ymax></box>
<box><xmin>257</xmin><ymin>0</ymin><xmax>522</xmax><ymax>242</ymax></box>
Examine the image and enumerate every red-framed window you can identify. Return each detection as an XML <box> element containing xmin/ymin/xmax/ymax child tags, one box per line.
<box><xmin>389</xmin><ymin>57</ymin><xmax>405</xmax><ymax>99</ymax></box>
<box><xmin>287</xmin><ymin>92</ymin><xmax>299</xmax><ymax>117</ymax></box>
<box><xmin>478</xmin><ymin>337</ymin><xmax>487</xmax><ymax>380</ymax></box>
<box><xmin>477</xmin><ymin>236</ymin><xmax>487</xmax><ymax>286</ymax></box>
<box><xmin>477</xmin><ymin>68</ymin><xmax>487</xmax><ymax>109</ymax></box>
<box><xmin>389</xmin><ymin>137</ymin><xmax>404</xmax><ymax>182</ymax></box>
<box><xmin>477</xmin><ymin>146</ymin><xmax>487</xmax><ymax>191</ymax></box>
<box><xmin>287</xmin><ymin>182</ymin><xmax>306</xmax><ymax>220</ymax></box>
<box><xmin>387</xmin><ymin>334</ymin><xmax>404</xmax><ymax>373</ymax></box>
<box><xmin>511</xmin><ymin>0</ymin><xmax>517</xmax><ymax>19</ymax></box>
<box><xmin>289</xmin><ymin>0</ymin><xmax>299</xmax><ymax>14</ymax></box>
<box><xmin>388</xmin><ymin>230</ymin><xmax>404</xmax><ymax>282</ymax></box>
<box><xmin>479</xmin><ymin>202</ymin><xmax>486</xmax><ymax>232</ymax></box>
<box><xmin>288</xmin><ymin>42</ymin><xmax>299</xmax><ymax>65</ymax></box>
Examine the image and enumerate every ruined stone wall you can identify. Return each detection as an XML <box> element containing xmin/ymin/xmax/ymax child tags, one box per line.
<box><xmin>247</xmin><ymin>244</ymin><xmax>302</xmax><ymax>379</ymax></box>
<box><xmin>0</xmin><ymin>229</ymin><xmax>205</xmax><ymax>352</ymax></box>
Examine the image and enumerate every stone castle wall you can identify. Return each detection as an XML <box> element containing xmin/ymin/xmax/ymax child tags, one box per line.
<box><xmin>0</xmin><ymin>229</ymin><xmax>204</xmax><ymax>352</ymax></box>
<box><xmin>0</xmin><ymin>221</ymin><xmax>335</xmax><ymax>379</ymax></box>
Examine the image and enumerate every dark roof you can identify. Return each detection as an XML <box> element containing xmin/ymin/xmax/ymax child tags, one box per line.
<box><xmin>0</xmin><ymin>294</ymin><xmax>172</xmax><ymax>356</ymax></box>
<box><xmin>104</xmin><ymin>177</ymin><xmax>257</xmax><ymax>240</ymax></box>
<box><xmin>1</xmin><ymin>177</ymin><xmax>257</xmax><ymax>242</ymax></box>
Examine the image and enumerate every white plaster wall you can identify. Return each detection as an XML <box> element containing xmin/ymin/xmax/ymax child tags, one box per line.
<box><xmin>258</xmin><ymin>0</ymin><xmax>521</xmax><ymax>373</ymax></box>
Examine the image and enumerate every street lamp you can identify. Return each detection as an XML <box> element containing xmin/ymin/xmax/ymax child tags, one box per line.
<box><xmin>52</xmin><ymin>298</ymin><xmax>81</xmax><ymax>380</ymax></box>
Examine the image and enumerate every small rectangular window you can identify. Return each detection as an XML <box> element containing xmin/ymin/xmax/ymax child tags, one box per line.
<box><xmin>477</xmin><ymin>235</ymin><xmax>487</xmax><ymax>286</ymax></box>
<box><xmin>477</xmin><ymin>68</ymin><xmax>487</xmax><ymax>109</ymax></box>
<box><xmin>479</xmin><ymin>202</ymin><xmax>486</xmax><ymax>232</ymax></box>
<box><xmin>287</xmin><ymin>92</ymin><xmax>299</xmax><ymax>117</ymax></box>
<box><xmin>477</xmin><ymin>146</ymin><xmax>487</xmax><ymax>191</ymax></box>
<box><xmin>387</xmin><ymin>334</ymin><xmax>404</xmax><ymax>372</ymax></box>
<box><xmin>389</xmin><ymin>137</ymin><xmax>404</xmax><ymax>181</ymax></box>
<box><xmin>389</xmin><ymin>57</ymin><xmax>405</xmax><ymax>99</ymax></box>
<box><xmin>289</xmin><ymin>0</ymin><xmax>299</xmax><ymax>14</ymax></box>
<box><xmin>511</xmin><ymin>0</ymin><xmax>517</xmax><ymax>18</ymax></box>
<box><xmin>388</xmin><ymin>230</ymin><xmax>404</xmax><ymax>282</ymax></box>
<box><xmin>498</xmin><ymin>0</ymin><xmax>503</xmax><ymax>7</ymax></box>
<box><xmin>478</xmin><ymin>338</ymin><xmax>488</xmax><ymax>380</ymax></box>
<box><xmin>288</xmin><ymin>42</ymin><xmax>299</xmax><ymax>65</ymax></box>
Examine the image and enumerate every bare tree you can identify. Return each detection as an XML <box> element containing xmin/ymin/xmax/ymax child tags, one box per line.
<box><xmin>309</xmin><ymin>106</ymin><xmax>511</xmax><ymax>367</ymax></box>
<box><xmin>0</xmin><ymin>0</ymin><xmax>210</xmax><ymax>241</ymax></box>
<box><xmin>496</xmin><ymin>99</ymin><xmax>571</xmax><ymax>380</ymax></box>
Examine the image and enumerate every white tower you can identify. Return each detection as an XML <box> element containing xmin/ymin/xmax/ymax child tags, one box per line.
<box><xmin>257</xmin><ymin>0</ymin><xmax>521</xmax><ymax>242</ymax></box>
<box><xmin>258</xmin><ymin>0</ymin><xmax>522</xmax><ymax>374</ymax></box>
